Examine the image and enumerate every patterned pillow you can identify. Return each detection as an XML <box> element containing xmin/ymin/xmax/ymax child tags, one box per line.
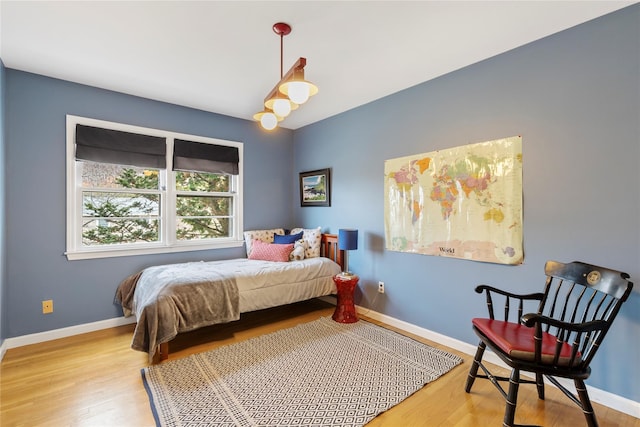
<box><xmin>289</xmin><ymin>239</ymin><xmax>306</xmax><ymax>261</ymax></box>
<box><xmin>290</xmin><ymin>227</ymin><xmax>322</xmax><ymax>258</ymax></box>
<box><xmin>248</xmin><ymin>240</ymin><xmax>294</xmax><ymax>262</ymax></box>
<box><xmin>243</xmin><ymin>228</ymin><xmax>285</xmax><ymax>256</ymax></box>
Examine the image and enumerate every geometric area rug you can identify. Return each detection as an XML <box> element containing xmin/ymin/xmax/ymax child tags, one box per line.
<box><xmin>142</xmin><ymin>317</ymin><xmax>463</xmax><ymax>427</ymax></box>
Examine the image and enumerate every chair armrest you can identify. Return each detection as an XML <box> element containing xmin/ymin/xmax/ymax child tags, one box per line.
<box><xmin>475</xmin><ymin>285</ymin><xmax>545</xmax><ymax>322</ymax></box>
<box><xmin>521</xmin><ymin>313</ymin><xmax>608</xmax><ymax>333</ymax></box>
<box><xmin>475</xmin><ymin>285</ymin><xmax>545</xmax><ymax>301</ymax></box>
<box><xmin>520</xmin><ymin>313</ymin><xmax>610</xmax><ymax>366</ymax></box>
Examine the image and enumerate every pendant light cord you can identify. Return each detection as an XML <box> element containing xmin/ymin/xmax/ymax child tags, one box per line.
<box><xmin>280</xmin><ymin>32</ymin><xmax>284</xmax><ymax>79</ymax></box>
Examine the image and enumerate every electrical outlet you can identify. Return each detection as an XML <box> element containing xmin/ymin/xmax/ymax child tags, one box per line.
<box><xmin>42</xmin><ymin>300</ymin><xmax>53</xmax><ymax>314</ymax></box>
<box><xmin>378</xmin><ymin>281</ymin><xmax>385</xmax><ymax>294</ymax></box>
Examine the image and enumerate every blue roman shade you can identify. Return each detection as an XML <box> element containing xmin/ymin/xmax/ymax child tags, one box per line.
<box><xmin>173</xmin><ymin>139</ymin><xmax>239</xmax><ymax>175</ymax></box>
<box><xmin>75</xmin><ymin>124</ymin><xmax>167</xmax><ymax>168</ymax></box>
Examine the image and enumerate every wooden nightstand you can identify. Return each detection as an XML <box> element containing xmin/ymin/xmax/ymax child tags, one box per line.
<box><xmin>332</xmin><ymin>274</ymin><xmax>359</xmax><ymax>323</ymax></box>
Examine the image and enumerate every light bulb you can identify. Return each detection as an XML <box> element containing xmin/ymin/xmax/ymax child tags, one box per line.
<box><xmin>286</xmin><ymin>82</ymin><xmax>311</xmax><ymax>104</ymax></box>
<box><xmin>260</xmin><ymin>112</ymin><xmax>278</xmax><ymax>130</ymax></box>
<box><xmin>272</xmin><ymin>98</ymin><xmax>292</xmax><ymax>117</ymax></box>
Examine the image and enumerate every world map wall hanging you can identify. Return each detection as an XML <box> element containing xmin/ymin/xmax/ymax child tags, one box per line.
<box><xmin>384</xmin><ymin>136</ymin><xmax>523</xmax><ymax>265</ymax></box>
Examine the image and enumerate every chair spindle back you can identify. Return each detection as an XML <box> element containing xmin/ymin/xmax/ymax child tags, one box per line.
<box><xmin>537</xmin><ymin>261</ymin><xmax>633</xmax><ymax>367</ymax></box>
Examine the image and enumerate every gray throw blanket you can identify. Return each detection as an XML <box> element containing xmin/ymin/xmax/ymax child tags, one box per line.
<box><xmin>115</xmin><ymin>261</ymin><xmax>240</xmax><ymax>360</ymax></box>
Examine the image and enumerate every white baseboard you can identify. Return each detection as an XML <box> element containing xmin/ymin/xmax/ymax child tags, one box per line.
<box><xmin>0</xmin><ymin>339</ymin><xmax>7</xmax><ymax>361</ymax></box>
<box><xmin>2</xmin><ymin>303</ymin><xmax>638</xmax><ymax>419</ymax></box>
<box><xmin>355</xmin><ymin>304</ymin><xmax>640</xmax><ymax>420</ymax></box>
<box><xmin>1</xmin><ymin>316</ymin><xmax>136</xmax><ymax>357</ymax></box>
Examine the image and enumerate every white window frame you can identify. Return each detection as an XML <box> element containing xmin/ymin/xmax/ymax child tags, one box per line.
<box><xmin>65</xmin><ymin>115</ymin><xmax>243</xmax><ymax>260</ymax></box>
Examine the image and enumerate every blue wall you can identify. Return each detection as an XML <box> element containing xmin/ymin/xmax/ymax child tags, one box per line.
<box><xmin>293</xmin><ymin>6</ymin><xmax>640</xmax><ymax>401</ymax></box>
<box><xmin>1</xmin><ymin>59</ymin><xmax>6</xmax><ymax>347</ymax></box>
<box><xmin>4</xmin><ymin>70</ymin><xmax>293</xmax><ymax>336</ymax></box>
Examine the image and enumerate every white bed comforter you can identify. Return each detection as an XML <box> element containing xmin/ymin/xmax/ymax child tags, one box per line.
<box><xmin>116</xmin><ymin>257</ymin><xmax>340</xmax><ymax>359</ymax></box>
<box><xmin>231</xmin><ymin>257</ymin><xmax>340</xmax><ymax>311</ymax></box>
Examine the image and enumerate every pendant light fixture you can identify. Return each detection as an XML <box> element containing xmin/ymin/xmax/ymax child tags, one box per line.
<box><xmin>253</xmin><ymin>22</ymin><xmax>318</xmax><ymax>131</ymax></box>
<box><xmin>252</xmin><ymin>110</ymin><xmax>282</xmax><ymax>131</ymax></box>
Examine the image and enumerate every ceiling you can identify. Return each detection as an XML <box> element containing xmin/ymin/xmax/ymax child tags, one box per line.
<box><xmin>0</xmin><ymin>1</ymin><xmax>634</xmax><ymax>130</ymax></box>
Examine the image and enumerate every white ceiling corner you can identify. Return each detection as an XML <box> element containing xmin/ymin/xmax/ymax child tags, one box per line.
<box><xmin>0</xmin><ymin>1</ymin><xmax>634</xmax><ymax>129</ymax></box>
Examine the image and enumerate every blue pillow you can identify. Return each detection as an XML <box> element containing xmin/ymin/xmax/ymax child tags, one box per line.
<box><xmin>273</xmin><ymin>231</ymin><xmax>303</xmax><ymax>244</ymax></box>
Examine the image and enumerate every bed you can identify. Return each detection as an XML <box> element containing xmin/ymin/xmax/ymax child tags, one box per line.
<box><xmin>115</xmin><ymin>231</ymin><xmax>344</xmax><ymax>361</ymax></box>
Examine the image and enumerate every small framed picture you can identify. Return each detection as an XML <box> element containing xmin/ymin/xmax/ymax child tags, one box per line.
<box><xmin>299</xmin><ymin>168</ymin><xmax>331</xmax><ymax>207</ymax></box>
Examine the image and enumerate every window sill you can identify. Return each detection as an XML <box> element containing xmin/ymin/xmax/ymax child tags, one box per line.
<box><xmin>65</xmin><ymin>240</ymin><xmax>245</xmax><ymax>261</ymax></box>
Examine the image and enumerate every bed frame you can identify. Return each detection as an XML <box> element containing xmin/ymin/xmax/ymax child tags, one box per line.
<box><xmin>155</xmin><ymin>233</ymin><xmax>344</xmax><ymax>361</ymax></box>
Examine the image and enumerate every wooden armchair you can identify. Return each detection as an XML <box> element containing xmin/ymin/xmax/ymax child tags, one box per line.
<box><xmin>465</xmin><ymin>260</ymin><xmax>633</xmax><ymax>427</ymax></box>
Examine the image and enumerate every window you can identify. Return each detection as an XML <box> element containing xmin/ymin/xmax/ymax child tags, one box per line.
<box><xmin>66</xmin><ymin>115</ymin><xmax>243</xmax><ymax>260</ymax></box>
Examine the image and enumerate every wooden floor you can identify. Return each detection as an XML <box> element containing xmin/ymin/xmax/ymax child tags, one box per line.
<box><xmin>1</xmin><ymin>299</ymin><xmax>637</xmax><ymax>427</ymax></box>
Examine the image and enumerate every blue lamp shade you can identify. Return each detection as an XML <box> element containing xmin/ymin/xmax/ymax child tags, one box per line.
<box><xmin>338</xmin><ymin>229</ymin><xmax>358</xmax><ymax>251</ymax></box>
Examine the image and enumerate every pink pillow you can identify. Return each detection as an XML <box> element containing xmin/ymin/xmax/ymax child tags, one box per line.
<box><xmin>248</xmin><ymin>239</ymin><xmax>294</xmax><ymax>262</ymax></box>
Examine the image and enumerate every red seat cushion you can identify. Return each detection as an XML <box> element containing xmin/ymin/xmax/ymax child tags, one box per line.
<box><xmin>472</xmin><ymin>318</ymin><xmax>581</xmax><ymax>366</ymax></box>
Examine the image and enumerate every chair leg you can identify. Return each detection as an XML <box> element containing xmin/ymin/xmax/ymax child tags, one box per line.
<box><xmin>503</xmin><ymin>368</ymin><xmax>520</xmax><ymax>427</ymax></box>
<box><xmin>535</xmin><ymin>373</ymin><xmax>545</xmax><ymax>400</ymax></box>
<box><xmin>465</xmin><ymin>341</ymin><xmax>486</xmax><ymax>393</ymax></box>
<box><xmin>575</xmin><ymin>379</ymin><xmax>598</xmax><ymax>427</ymax></box>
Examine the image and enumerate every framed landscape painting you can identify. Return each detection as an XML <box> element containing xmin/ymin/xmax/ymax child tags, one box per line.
<box><xmin>299</xmin><ymin>168</ymin><xmax>331</xmax><ymax>207</ymax></box>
